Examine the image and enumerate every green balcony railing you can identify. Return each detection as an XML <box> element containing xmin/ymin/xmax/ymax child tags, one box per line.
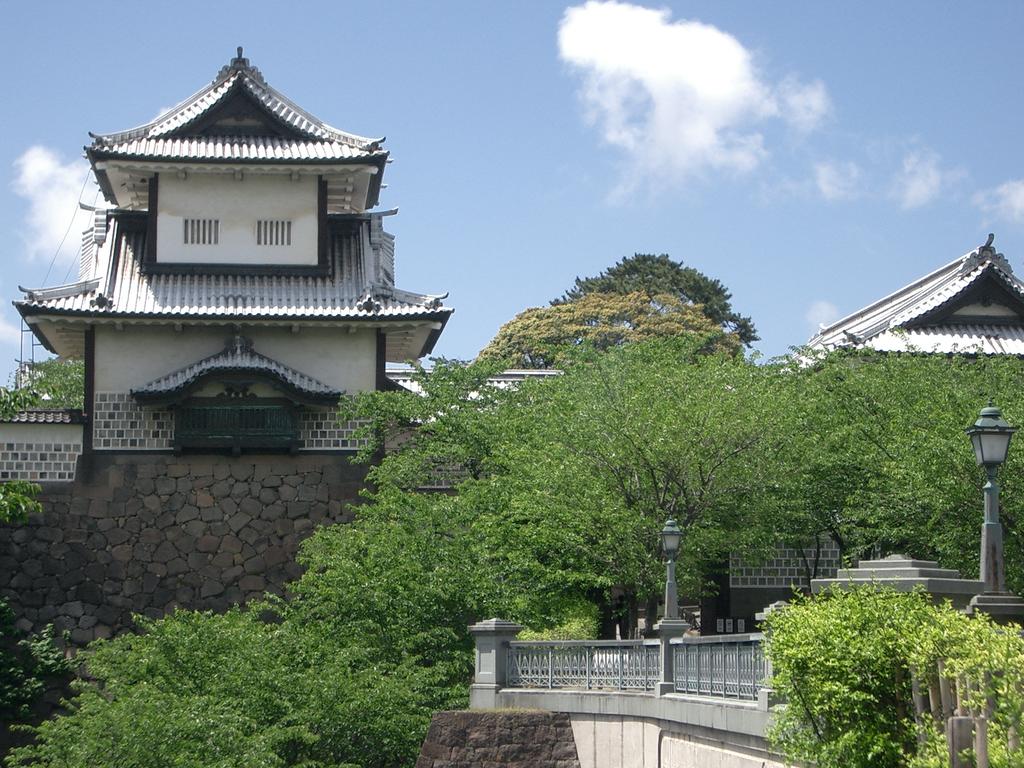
<box><xmin>175</xmin><ymin>403</ymin><xmax>298</xmax><ymax>453</ymax></box>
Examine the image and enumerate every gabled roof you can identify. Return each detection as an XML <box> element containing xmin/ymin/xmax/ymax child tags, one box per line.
<box><xmin>807</xmin><ymin>235</ymin><xmax>1024</xmax><ymax>355</ymax></box>
<box><xmin>90</xmin><ymin>48</ymin><xmax>382</xmax><ymax>151</ymax></box>
<box><xmin>132</xmin><ymin>335</ymin><xmax>339</xmax><ymax>405</ymax></box>
<box><xmin>86</xmin><ymin>49</ymin><xmax>388</xmax><ymax>209</ymax></box>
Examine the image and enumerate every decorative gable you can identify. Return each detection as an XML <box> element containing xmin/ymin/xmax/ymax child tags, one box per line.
<box><xmin>808</xmin><ymin>235</ymin><xmax>1024</xmax><ymax>355</ymax></box>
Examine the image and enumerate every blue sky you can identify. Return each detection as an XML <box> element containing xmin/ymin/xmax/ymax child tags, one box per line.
<box><xmin>2</xmin><ymin>1</ymin><xmax>1023</xmax><ymax>379</ymax></box>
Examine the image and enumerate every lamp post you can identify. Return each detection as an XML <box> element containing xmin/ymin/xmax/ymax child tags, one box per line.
<box><xmin>661</xmin><ymin>518</ymin><xmax>682</xmax><ymax>620</ymax></box>
<box><xmin>655</xmin><ymin>518</ymin><xmax>687</xmax><ymax>696</ymax></box>
<box><xmin>966</xmin><ymin>403</ymin><xmax>1017</xmax><ymax>594</ymax></box>
<box><xmin>966</xmin><ymin>403</ymin><xmax>1024</xmax><ymax>622</ymax></box>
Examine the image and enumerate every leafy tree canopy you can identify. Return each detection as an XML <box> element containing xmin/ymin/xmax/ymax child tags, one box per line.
<box><xmin>477</xmin><ymin>290</ymin><xmax>739</xmax><ymax>369</ymax></box>
<box><xmin>18</xmin><ymin>359</ymin><xmax>84</xmax><ymax>410</ymax></box>
<box><xmin>0</xmin><ymin>387</ymin><xmax>42</xmax><ymax>525</ymax></box>
<box><xmin>558</xmin><ymin>253</ymin><xmax>758</xmax><ymax>345</ymax></box>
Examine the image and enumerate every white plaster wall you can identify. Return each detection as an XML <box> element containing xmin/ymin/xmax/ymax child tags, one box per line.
<box><xmin>156</xmin><ymin>173</ymin><xmax>318</xmax><ymax>265</ymax></box>
<box><xmin>0</xmin><ymin>423</ymin><xmax>82</xmax><ymax>445</ymax></box>
<box><xmin>93</xmin><ymin>325</ymin><xmax>376</xmax><ymax>394</ymax></box>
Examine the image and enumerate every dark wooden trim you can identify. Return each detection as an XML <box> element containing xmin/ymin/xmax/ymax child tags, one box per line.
<box><xmin>317</xmin><ymin>175</ymin><xmax>328</xmax><ymax>269</ymax></box>
<box><xmin>376</xmin><ymin>329</ymin><xmax>388</xmax><ymax>391</ymax></box>
<box><xmin>364</xmin><ymin>156</ymin><xmax>389</xmax><ymax>209</ymax></box>
<box><xmin>80</xmin><ymin>326</ymin><xmax>96</xmax><ymax>480</ymax></box>
<box><xmin>144</xmin><ymin>174</ymin><xmax>158</xmax><ymax>264</ymax></box>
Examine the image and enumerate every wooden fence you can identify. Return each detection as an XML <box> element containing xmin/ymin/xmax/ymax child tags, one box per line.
<box><xmin>912</xmin><ymin>661</ymin><xmax>1021</xmax><ymax>767</ymax></box>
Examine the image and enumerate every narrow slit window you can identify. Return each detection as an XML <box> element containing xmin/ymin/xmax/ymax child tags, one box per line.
<box><xmin>256</xmin><ymin>220</ymin><xmax>292</xmax><ymax>246</ymax></box>
<box><xmin>183</xmin><ymin>218</ymin><xmax>219</xmax><ymax>245</ymax></box>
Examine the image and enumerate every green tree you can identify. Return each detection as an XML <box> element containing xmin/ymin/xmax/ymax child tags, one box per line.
<box><xmin>558</xmin><ymin>253</ymin><xmax>758</xmax><ymax>345</ymax></box>
<box><xmin>477</xmin><ymin>290</ymin><xmax>739</xmax><ymax>368</ymax></box>
<box><xmin>18</xmin><ymin>359</ymin><xmax>84</xmax><ymax>410</ymax></box>
<box><xmin>350</xmin><ymin>339</ymin><xmax>799</xmax><ymax>635</ymax></box>
<box><xmin>787</xmin><ymin>349</ymin><xmax>1024</xmax><ymax>591</ymax></box>
<box><xmin>0</xmin><ymin>387</ymin><xmax>42</xmax><ymax>526</ymax></box>
<box><xmin>0</xmin><ymin>386</ymin><xmax>66</xmax><ymax>741</ymax></box>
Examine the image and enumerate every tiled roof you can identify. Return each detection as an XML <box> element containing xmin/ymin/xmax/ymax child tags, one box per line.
<box><xmin>384</xmin><ymin>366</ymin><xmax>562</xmax><ymax>395</ymax></box>
<box><xmin>132</xmin><ymin>335</ymin><xmax>339</xmax><ymax>402</ymax></box>
<box><xmin>90</xmin><ymin>50</ymin><xmax>382</xmax><ymax>158</ymax></box>
<box><xmin>867</xmin><ymin>325</ymin><xmax>1024</xmax><ymax>355</ymax></box>
<box><xmin>90</xmin><ymin>136</ymin><xmax>376</xmax><ymax>163</ymax></box>
<box><xmin>4</xmin><ymin>409</ymin><xmax>85</xmax><ymax>424</ymax></box>
<box><xmin>16</xmin><ymin>217</ymin><xmax>451</xmax><ymax>324</ymax></box>
<box><xmin>807</xmin><ymin>236</ymin><xmax>1024</xmax><ymax>354</ymax></box>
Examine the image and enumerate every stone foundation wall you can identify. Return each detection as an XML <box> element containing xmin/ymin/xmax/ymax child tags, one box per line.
<box><xmin>0</xmin><ymin>453</ymin><xmax>367</xmax><ymax>645</ymax></box>
<box><xmin>416</xmin><ymin>710</ymin><xmax>581</xmax><ymax>768</ymax></box>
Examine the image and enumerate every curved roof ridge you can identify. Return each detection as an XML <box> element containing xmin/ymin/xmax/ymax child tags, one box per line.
<box><xmin>90</xmin><ymin>49</ymin><xmax>381</xmax><ymax>150</ymax></box>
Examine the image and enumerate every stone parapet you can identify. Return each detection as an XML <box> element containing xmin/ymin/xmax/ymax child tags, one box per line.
<box><xmin>416</xmin><ymin>710</ymin><xmax>580</xmax><ymax>768</ymax></box>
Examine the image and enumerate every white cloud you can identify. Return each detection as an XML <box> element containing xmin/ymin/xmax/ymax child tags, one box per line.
<box><xmin>777</xmin><ymin>76</ymin><xmax>831</xmax><ymax>133</ymax></box>
<box><xmin>973</xmin><ymin>180</ymin><xmax>1024</xmax><ymax>223</ymax></box>
<box><xmin>813</xmin><ymin>160</ymin><xmax>862</xmax><ymax>201</ymax></box>
<box><xmin>890</xmin><ymin>150</ymin><xmax>964</xmax><ymax>210</ymax></box>
<box><xmin>12</xmin><ymin>146</ymin><xmax>94</xmax><ymax>263</ymax></box>
<box><xmin>0</xmin><ymin>315</ymin><xmax>22</xmax><ymax>348</ymax></box>
<box><xmin>557</xmin><ymin>1</ymin><xmax>829</xmax><ymax>185</ymax></box>
<box><xmin>806</xmin><ymin>300</ymin><xmax>840</xmax><ymax>333</ymax></box>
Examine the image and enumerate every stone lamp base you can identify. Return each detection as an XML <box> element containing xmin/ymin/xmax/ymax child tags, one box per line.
<box><xmin>967</xmin><ymin>592</ymin><xmax>1024</xmax><ymax>624</ymax></box>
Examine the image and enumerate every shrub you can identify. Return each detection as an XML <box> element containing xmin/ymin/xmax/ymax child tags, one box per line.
<box><xmin>765</xmin><ymin>586</ymin><xmax>1024</xmax><ymax>768</ymax></box>
<box><xmin>0</xmin><ymin>599</ymin><xmax>70</xmax><ymax>728</ymax></box>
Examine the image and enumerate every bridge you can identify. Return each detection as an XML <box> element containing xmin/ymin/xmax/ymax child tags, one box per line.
<box><xmin>468</xmin><ymin>619</ymin><xmax>784</xmax><ymax>768</ymax></box>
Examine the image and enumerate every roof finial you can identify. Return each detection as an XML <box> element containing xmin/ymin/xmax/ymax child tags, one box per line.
<box><xmin>963</xmin><ymin>231</ymin><xmax>1013</xmax><ymax>274</ymax></box>
<box><xmin>215</xmin><ymin>46</ymin><xmax>263</xmax><ymax>84</ymax></box>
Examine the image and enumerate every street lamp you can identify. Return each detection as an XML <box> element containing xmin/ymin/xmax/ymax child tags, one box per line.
<box><xmin>661</xmin><ymin>518</ymin><xmax>682</xmax><ymax>620</ymax></box>
<box><xmin>655</xmin><ymin>518</ymin><xmax>687</xmax><ymax>697</ymax></box>
<box><xmin>966</xmin><ymin>402</ymin><xmax>1017</xmax><ymax>594</ymax></box>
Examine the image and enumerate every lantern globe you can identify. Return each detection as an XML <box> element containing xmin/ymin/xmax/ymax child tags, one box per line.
<box><xmin>660</xmin><ymin>518</ymin><xmax>682</xmax><ymax>557</ymax></box>
<box><xmin>966</xmin><ymin>404</ymin><xmax>1017</xmax><ymax>467</ymax></box>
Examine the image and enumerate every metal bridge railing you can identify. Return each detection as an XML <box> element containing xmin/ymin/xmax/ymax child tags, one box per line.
<box><xmin>506</xmin><ymin>640</ymin><xmax>661</xmax><ymax>691</ymax></box>
<box><xmin>672</xmin><ymin>633</ymin><xmax>766</xmax><ymax>701</ymax></box>
<box><xmin>504</xmin><ymin>634</ymin><xmax>767</xmax><ymax>701</ymax></box>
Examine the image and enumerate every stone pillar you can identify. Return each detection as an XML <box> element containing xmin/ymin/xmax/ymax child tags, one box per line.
<box><xmin>754</xmin><ymin>601</ymin><xmax>787</xmax><ymax>712</ymax></box>
<box><xmin>468</xmin><ymin>618</ymin><xmax>522</xmax><ymax>709</ymax></box>
<box><xmin>654</xmin><ymin>618</ymin><xmax>689</xmax><ymax>696</ymax></box>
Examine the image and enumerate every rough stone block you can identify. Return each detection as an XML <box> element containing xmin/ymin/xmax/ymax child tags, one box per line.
<box><xmin>175</xmin><ymin>505</ymin><xmax>200</xmax><ymax>524</ymax></box>
<box><xmin>200</xmin><ymin>580</ymin><xmax>225</xmax><ymax>598</ymax></box>
<box><xmin>196</xmin><ymin>535</ymin><xmax>221</xmax><ymax>553</ymax></box>
<box><xmin>230</xmin><ymin>463</ymin><xmax>254</xmax><ymax>481</ymax></box>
